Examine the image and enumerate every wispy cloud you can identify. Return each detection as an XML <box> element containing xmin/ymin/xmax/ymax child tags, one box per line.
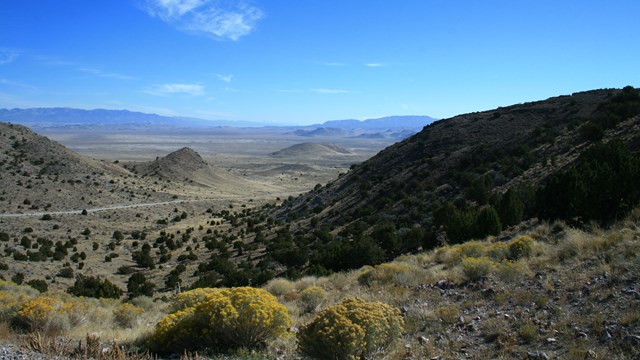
<box><xmin>145</xmin><ymin>83</ymin><xmax>205</xmax><ymax>96</ymax></box>
<box><xmin>365</xmin><ymin>62</ymin><xmax>384</xmax><ymax>68</ymax></box>
<box><xmin>33</xmin><ymin>55</ymin><xmax>76</xmax><ymax>67</ymax></box>
<box><xmin>34</xmin><ymin>54</ymin><xmax>133</xmax><ymax>80</ymax></box>
<box><xmin>80</xmin><ymin>67</ymin><xmax>134</xmax><ymax>80</ymax></box>
<box><xmin>142</xmin><ymin>0</ymin><xmax>264</xmax><ymax>41</ymax></box>
<box><xmin>0</xmin><ymin>49</ymin><xmax>18</xmax><ymax>65</ymax></box>
<box><xmin>216</xmin><ymin>73</ymin><xmax>233</xmax><ymax>82</ymax></box>
<box><xmin>0</xmin><ymin>78</ymin><xmax>35</xmax><ymax>89</ymax></box>
<box><xmin>310</xmin><ymin>88</ymin><xmax>351</xmax><ymax>94</ymax></box>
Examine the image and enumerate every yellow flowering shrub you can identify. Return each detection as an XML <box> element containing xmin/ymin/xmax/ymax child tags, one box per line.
<box><xmin>16</xmin><ymin>297</ymin><xmax>70</xmax><ymax>333</ymax></box>
<box><xmin>443</xmin><ymin>240</ymin><xmax>487</xmax><ymax>266</ymax></box>
<box><xmin>298</xmin><ymin>286</ymin><xmax>327</xmax><ymax>313</ymax></box>
<box><xmin>0</xmin><ymin>281</ymin><xmax>39</xmax><ymax>321</ymax></box>
<box><xmin>298</xmin><ymin>297</ymin><xmax>404</xmax><ymax>360</ymax></box>
<box><xmin>461</xmin><ymin>256</ymin><xmax>495</xmax><ymax>282</ymax></box>
<box><xmin>169</xmin><ymin>287</ymin><xmax>219</xmax><ymax>313</ymax></box>
<box><xmin>150</xmin><ymin>287</ymin><xmax>291</xmax><ymax>354</ymax></box>
<box><xmin>114</xmin><ymin>303</ymin><xmax>144</xmax><ymax>328</ymax></box>
<box><xmin>508</xmin><ymin>235</ymin><xmax>534</xmax><ymax>260</ymax></box>
<box><xmin>151</xmin><ymin>307</ymin><xmax>197</xmax><ymax>352</ymax></box>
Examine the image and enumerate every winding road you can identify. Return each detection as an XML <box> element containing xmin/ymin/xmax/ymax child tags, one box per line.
<box><xmin>0</xmin><ymin>199</ymin><xmax>190</xmax><ymax>218</ymax></box>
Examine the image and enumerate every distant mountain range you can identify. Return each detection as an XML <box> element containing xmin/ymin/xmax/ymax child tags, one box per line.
<box><xmin>317</xmin><ymin>115</ymin><xmax>437</xmax><ymax>130</ymax></box>
<box><xmin>0</xmin><ymin>108</ymin><xmax>436</xmax><ymax>133</ymax></box>
<box><xmin>0</xmin><ymin>108</ymin><xmax>266</xmax><ymax>128</ymax></box>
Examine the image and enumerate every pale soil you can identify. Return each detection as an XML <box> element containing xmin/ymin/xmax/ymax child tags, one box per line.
<box><xmin>0</xmin><ymin>124</ymin><xmax>395</xmax><ymax>293</ymax></box>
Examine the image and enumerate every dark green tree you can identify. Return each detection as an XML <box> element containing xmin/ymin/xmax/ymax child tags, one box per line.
<box><xmin>127</xmin><ymin>272</ymin><xmax>155</xmax><ymax>298</ymax></box>
<box><xmin>68</xmin><ymin>274</ymin><xmax>123</xmax><ymax>299</ymax></box>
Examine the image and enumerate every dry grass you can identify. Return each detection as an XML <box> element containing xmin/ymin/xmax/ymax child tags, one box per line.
<box><xmin>0</xmin><ymin>210</ymin><xmax>638</xmax><ymax>359</ymax></box>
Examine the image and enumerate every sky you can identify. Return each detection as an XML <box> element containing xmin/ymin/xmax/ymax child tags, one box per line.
<box><xmin>1</xmin><ymin>0</ymin><xmax>639</xmax><ymax>125</ymax></box>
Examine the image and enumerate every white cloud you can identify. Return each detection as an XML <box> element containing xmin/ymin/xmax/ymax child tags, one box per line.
<box><xmin>142</xmin><ymin>0</ymin><xmax>264</xmax><ymax>41</ymax></box>
<box><xmin>365</xmin><ymin>63</ymin><xmax>384</xmax><ymax>68</ymax></box>
<box><xmin>310</xmin><ymin>88</ymin><xmax>351</xmax><ymax>94</ymax></box>
<box><xmin>216</xmin><ymin>74</ymin><xmax>233</xmax><ymax>82</ymax></box>
<box><xmin>153</xmin><ymin>0</ymin><xmax>205</xmax><ymax>18</ymax></box>
<box><xmin>0</xmin><ymin>49</ymin><xmax>18</xmax><ymax>65</ymax></box>
<box><xmin>146</xmin><ymin>83</ymin><xmax>205</xmax><ymax>96</ymax></box>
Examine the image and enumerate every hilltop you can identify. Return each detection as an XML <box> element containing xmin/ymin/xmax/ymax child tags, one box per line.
<box><xmin>124</xmin><ymin>147</ymin><xmax>282</xmax><ymax>195</ymax></box>
<box><xmin>270</xmin><ymin>142</ymin><xmax>352</xmax><ymax>158</ymax></box>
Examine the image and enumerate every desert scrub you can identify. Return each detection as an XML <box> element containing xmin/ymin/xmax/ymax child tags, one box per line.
<box><xmin>495</xmin><ymin>260</ymin><xmax>530</xmax><ymax>283</ymax></box>
<box><xmin>0</xmin><ymin>281</ymin><xmax>39</xmax><ymax>321</ymax></box>
<box><xmin>508</xmin><ymin>235</ymin><xmax>534</xmax><ymax>260</ymax></box>
<box><xmin>14</xmin><ymin>297</ymin><xmax>80</xmax><ymax>334</ymax></box>
<box><xmin>444</xmin><ymin>240</ymin><xmax>487</xmax><ymax>266</ymax></box>
<box><xmin>486</xmin><ymin>241</ymin><xmax>510</xmax><ymax>261</ymax></box>
<box><xmin>298</xmin><ymin>286</ymin><xmax>327</xmax><ymax>313</ymax></box>
<box><xmin>461</xmin><ymin>256</ymin><xmax>495</xmax><ymax>282</ymax></box>
<box><xmin>114</xmin><ymin>302</ymin><xmax>144</xmax><ymax>328</ymax></box>
<box><xmin>298</xmin><ymin>297</ymin><xmax>404</xmax><ymax>360</ymax></box>
<box><xmin>436</xmin><ymin>305</ymin><xmax>460</xmax><ymax>325</ymax></box>
<box><xmin>150</xmin><ymin>287</ymin><xmax>291</xmax><ymax>354</ymax></box>
<box><xmin>357</xmin><ymin>263</ymin><xmax>411</xmax><ymax>286</ymax></box>
<box><xmin>264</xmin><ymin>278</ymin><xmax>295</xmax><ymax>297</ymax></box>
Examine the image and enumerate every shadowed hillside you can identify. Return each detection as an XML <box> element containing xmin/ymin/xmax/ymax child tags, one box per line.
<box><xmin>266</xmin><ymin>87</ymin><xmax>640</xmax><ymax>274</ymax></box>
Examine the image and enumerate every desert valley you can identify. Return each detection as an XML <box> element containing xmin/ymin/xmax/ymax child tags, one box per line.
<box><xmin>0</xmin><ymin>88</ymin><xmax>639</xmax><ymax>359</ymax></box>
<box><xmin>2</xmin><ymin>1</ymin><xmax>640</xmax><ymax>358</ymax></box>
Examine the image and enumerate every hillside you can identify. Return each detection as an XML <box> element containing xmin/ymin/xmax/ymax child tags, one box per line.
<box><xmin>124</xmin><ymin>147</ymin><xmax>282</xmax><ymax>195</ymax></box>
<box><xmin>0</xmin><ymin>122</ymin><xmax>172</xmax><ymax>213</ymax></box>
<box><xmin>264</xmin><ymin>87</ymin><xmax>640</xmax><ymax>274</ymax></box>
<box><xmin>270</xmin><ymin>142</ymin><xmax>352</xmax><ymax>158</ymax></box>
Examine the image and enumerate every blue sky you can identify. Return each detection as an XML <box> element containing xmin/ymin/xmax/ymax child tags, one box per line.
<box><xmin>1</xmin><ymin>1</ymin><xmax>639</xmax><ymax>125</ymax></box>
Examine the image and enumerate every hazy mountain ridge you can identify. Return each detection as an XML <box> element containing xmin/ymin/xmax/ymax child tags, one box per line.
<box><xmin>0</xmin><ymin>108</ymin><xmax>436</xmax><ymax>135</ymax></box>
<box><xmin>318</xmin><ymin>115</ymin><xmax>436</xmax><ymax>130</ymax></box>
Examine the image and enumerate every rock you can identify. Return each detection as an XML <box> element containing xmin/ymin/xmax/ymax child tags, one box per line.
<box><xmin>546</xmin><ymin>337</ymin><xmax>557</xmax><ymax>344</ymax></box>
<box><xmin>587</xmin><ymin>349</ymin><xmax>598</xmax><ymax>358</ymax></box>
<box><xmin>436</xmin><ymin>280</ymin><xmax>453</xmax><ymax>289</ymax></box>
<box><xmin>627</xmin><ymin>334</ymin><xmax>640</xmax><ymax>344</ymax></box>
<box><xmin>527</xmin><ymin>351</ymin><xmax>550</xmax><ymax>360</ymax></box>
<box><xmin>418</xmin><ymin>336</ymin><xmax>429</xmax><ymax>344</ymax></box>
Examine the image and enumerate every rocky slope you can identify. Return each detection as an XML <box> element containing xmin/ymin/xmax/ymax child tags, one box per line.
<box><xmin>280</xmin><ymin>88</ymin><xmax>640</xmax><ymax>230</ymax></box>
<box><xmin>0</xmin><ymin>122</ymin><xmax>169</xmax><ymax>213</ymax></box>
